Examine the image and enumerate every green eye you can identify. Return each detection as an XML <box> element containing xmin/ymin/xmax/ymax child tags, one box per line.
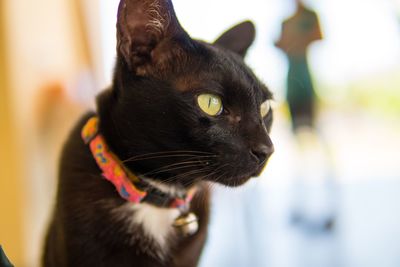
<box><xmin>260</xmin><ymin>100</ymin><xmax>271</xmax><ymax>117</ymax></box>
<box><xmin>197</xmin><ymin>93</ymin><xmax>223</xmax><ymax>116</ymax></box>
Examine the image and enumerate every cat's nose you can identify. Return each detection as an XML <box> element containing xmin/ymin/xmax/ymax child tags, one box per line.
<box><xmin>250</xmin><ymin>144</ymin><xmax>274</xmax><ymax>164</ymax></box>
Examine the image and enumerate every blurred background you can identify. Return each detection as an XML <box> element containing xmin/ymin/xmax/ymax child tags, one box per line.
<box><xmin>1</xmin><ymin>0</ymin><xmax>400</xmax><ymax>266</ymax></box>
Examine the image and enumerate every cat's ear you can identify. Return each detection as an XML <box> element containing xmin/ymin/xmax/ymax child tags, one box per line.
<box><xmin>117</xmin><ymin>0</ymin><xmax>191</xmax><ymax>76</ymax></box>
<box><xmin>214</xmin><ymin>21</ymin><xmax>256</xmax><ymax>57</ymax></box>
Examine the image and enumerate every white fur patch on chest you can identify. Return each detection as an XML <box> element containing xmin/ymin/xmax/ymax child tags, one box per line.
<box><xmin>118</xmin><ymin>202</ymin><xmax>180</xmax><ymax>250</ymax></box>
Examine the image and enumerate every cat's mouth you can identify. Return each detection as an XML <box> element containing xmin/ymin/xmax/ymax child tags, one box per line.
<box><xmin>204</xmin><ymin>160</ymin><xmax>269</xmax><ymax>187</ymax></box>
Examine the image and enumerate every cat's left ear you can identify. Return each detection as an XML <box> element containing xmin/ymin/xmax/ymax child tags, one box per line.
<box><xmin>214</xmin><ymin>21</ymin><xmax>256</xmax><ymax>57</ymax></box>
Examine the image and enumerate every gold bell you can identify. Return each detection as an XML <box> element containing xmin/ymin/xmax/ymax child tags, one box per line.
<box><xmin>173</xmin><ymin>212</ymin><xmax>199</xmax><ymax>236</ymax></box>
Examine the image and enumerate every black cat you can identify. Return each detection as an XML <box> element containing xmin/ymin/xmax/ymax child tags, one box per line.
<box><xmin>43</xmin><ymin>0</ymin><xmax>274</xmax><ymax>266</ymax></box>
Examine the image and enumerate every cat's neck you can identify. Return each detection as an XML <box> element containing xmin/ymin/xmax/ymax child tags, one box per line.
<box><xmin>82</xmin><ymin>116</ymin><xmax>197</xmax><ymax>209</ymax></box>
<box><xmin>140</xmin><ymin>176</ymin><xmax>189</xmax><ymax>198</ymax></box>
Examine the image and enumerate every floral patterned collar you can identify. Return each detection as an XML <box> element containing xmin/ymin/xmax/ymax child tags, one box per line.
<box><xmin>81</xmin><ymin>117</ymin><xmax>196</xmax><ymax>210</ymax></box>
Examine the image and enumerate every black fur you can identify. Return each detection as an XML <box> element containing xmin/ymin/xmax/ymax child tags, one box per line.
<box><xmin>43</xmin><ymin>0</ymin><xmax>273</xmax><ymax>266</ymax></box>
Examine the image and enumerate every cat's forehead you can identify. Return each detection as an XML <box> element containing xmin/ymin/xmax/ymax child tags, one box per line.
<box><xmin>174</xmin><ymin>42</ymin><xmax>271</xmax><ymax>102</ymax></box>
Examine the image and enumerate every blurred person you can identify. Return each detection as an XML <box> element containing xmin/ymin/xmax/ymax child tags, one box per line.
<box><xmin>275</xmin><ymin>0</ymin><xmax>322</xmax><ymax>131</ymax></box>
<box><xmin>275</xmin><ymin>0</ymin><xmax>336</xmax><ymax>232</ymax></box>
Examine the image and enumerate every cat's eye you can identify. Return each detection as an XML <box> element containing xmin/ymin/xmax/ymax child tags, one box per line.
<box><xmin>260</xmin><ymin>100</ymin><xmax>271</xmax><ymax>117</ymax></box>
<box><xmin>197</xmin><ymin>94</ymin><xmax>223</xmax><ymax>116</ymax></box>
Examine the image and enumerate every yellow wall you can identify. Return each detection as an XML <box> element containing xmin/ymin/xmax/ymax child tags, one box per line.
<box><xmin>0</xmin><ymin>0</ymin><xmax>24</xmax><ymax>265</ymax></box>
<box><xmin>1</xmin><ymin>0</ymin><xmax>101</xmax><ymax>265</ymax></box>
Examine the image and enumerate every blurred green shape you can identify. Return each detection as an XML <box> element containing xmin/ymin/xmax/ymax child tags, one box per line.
<box><xmin>0</xmin><ymin>246</ymin><xmax>13</xmax><ymax>267</ymax></box>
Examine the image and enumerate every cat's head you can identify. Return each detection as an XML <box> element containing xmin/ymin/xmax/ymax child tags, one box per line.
<box><xmin>98</xmin><ymin>0</ymin><xmax>274</xmax><ymax>188</ymax></box>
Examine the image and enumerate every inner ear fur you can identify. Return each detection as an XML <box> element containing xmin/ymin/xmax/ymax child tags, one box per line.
<box><xmin>116</xmin><ymin>0</ymin><xmax>192</xmax><ymax>76</ymax></box>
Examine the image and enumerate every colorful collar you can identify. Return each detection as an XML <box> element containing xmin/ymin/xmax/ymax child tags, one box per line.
<box><xmin>81</xmin><ymin>117</ymin><xmax>196</xmax><ymax>210</ymax></box>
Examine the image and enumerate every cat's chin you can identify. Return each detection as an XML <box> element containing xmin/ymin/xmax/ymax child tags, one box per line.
<box><xmin>206</xmin><ymin>163</ymin><xmax>267</xmax><ymax>187</ymax></box>
<box><xmin>211</xmin><ymin>175</ymin><xmax>253</xmax><ymax>187</ymax></box>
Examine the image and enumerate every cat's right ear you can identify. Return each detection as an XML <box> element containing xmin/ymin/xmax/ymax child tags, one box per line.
<box><xmin>116</xmin><ymin>0</ymin><xmax>191</xmax><ymax>76</ymax></box>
